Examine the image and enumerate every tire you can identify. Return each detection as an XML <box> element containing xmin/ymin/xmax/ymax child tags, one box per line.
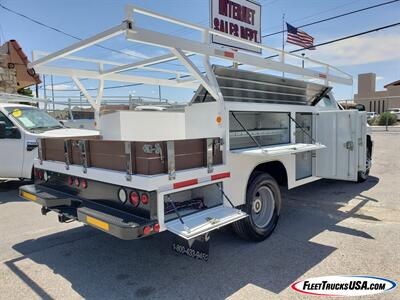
<box><xmin>357</xmin><ymin>146</ymin><xmax>372</xmax><ymax>183</ymax></box>
<box><xmin>233</xmin><ymin>173</ymin><xmax>281</xmax><ymax>241</ymax></box>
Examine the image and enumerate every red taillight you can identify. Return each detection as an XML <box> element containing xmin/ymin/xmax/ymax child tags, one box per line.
<box><xmin>141</xmin><ymin>193</ymin><xmax>149</xmax><ymax>205</ymax></box>
<box><xmin>36</xmin><ymin>170</ymin><xmax>44</xmax><ymax>180</ymax></box>
<box><xmin>81</xmin><ymin>179</ymin><xmax>88</xmax><ymax>189</ymax></box>
<box><xmin>74</xmin><ymin>178</ymin><xmax>80</xmax><ymax>187</ymax></box>
<box><xmin>129</xmin><ymin>191</ymin><xmax>139</xmax><ymax>207</ymax></box>
<box><xmin>153</xmin><ymin>223</ymin><xmax>160</xmax><ymax>233</ymax></box>
<box><xmin>68</xmin><ymin>176</ymin><xmax>74</xmax><ymax>185</ymax></box>
<box><xmin>143</xmin><ymin>225</ymin><xmax>152</xmax><ymax>235</ymax></box>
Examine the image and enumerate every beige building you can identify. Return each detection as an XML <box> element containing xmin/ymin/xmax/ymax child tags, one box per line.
<box><xmin>354</xmin><ymin>73</ymin><xmax>400</xmax><ymax>113</ymax></box>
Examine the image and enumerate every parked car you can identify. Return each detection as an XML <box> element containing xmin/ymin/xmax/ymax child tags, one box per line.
<box><xmin>366</xmin><ymin>112</ymin><xmax>378</xmax><ymax>119</ymax></box>
<box><xmin>387</xmin><ymin>108</ymin><xmax>400</xmax><ymax>120</ymax></box>
<box><xmin>0</xmin><ymin>103</ymin><xmax>98</xmax><ymax>180</ymax></box>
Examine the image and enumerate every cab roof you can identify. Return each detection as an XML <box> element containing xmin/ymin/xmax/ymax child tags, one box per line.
<box><xmin>0</xmin><ymin>103</ymin><xmax>37</xmax><ymax>108</ymax></box>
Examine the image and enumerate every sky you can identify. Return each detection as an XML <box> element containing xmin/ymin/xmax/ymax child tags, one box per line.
<box><xmin>0</xmin><ymin>0</ymin><xmax>399</xmax><ymax>104</ymax></box>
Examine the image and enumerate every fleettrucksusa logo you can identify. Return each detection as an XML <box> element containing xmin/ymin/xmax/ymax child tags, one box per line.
<box><xmin>291</xmin><ymin>276</ymin><xmax>397</xmax><ymax>297</ymax></box>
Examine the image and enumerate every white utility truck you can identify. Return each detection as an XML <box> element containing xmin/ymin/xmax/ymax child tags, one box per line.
<box><xmin>0</xmin><ymin>93</ymin><xmax>98</xmax><ymax>180</ymax></box>
<box><xmin>19</xmin><ymin>6</ymin><xmax>372</xmax><ymax>259</ymax></box>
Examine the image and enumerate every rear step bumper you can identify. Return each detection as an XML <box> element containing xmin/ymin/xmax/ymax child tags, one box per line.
<box><xmin>19</xmin><ymin>184</ymin><xmax>156</xmax><ymax>240</ymax></box>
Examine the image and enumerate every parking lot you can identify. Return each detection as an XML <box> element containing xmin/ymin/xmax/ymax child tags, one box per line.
<box><xmin>0</xmin><ymin>131</ymin><xmax>399</xmax><ymax>299</ymax></box>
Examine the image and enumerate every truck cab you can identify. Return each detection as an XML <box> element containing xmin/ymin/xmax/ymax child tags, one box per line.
<box><xmin>0</xmin><ymin>102</ymin><xmax>98</xmax><ymax>180</ymax></box>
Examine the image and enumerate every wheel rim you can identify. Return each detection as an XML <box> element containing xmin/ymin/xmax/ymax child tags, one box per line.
<box><xmin>251</xmin><ymin>186</ymin><xmax>275</xmax><ymax>228</ymax></box>
<box><xmin>361</xmin><ymin>156</ymin><xmax>372</xmax><ymax>178</ymax></box>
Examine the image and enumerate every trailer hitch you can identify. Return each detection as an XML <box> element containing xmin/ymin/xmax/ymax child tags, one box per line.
<box><xmin>41</xmin><ymin>206</ymin><xmax>50</xmax><ymax>216</ymax></box>
<box><xmin>58</xmin><ymin>214</ymin><xmax>74</xmax><ymax>223</ymax></box>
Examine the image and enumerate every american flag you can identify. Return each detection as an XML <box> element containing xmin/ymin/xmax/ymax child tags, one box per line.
<box><xmin>286</xmin><ymin>23</ymin><xmax>315</xmax><ymax>50</ymax></box>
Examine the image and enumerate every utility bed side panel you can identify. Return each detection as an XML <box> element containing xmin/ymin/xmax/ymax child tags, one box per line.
<box><xmin>39</xmin><ymin>137</ymin><xmax>223</xmax><ymax>176</ymax></box>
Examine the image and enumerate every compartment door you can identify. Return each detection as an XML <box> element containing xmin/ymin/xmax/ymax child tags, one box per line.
<box><xmin>315</xmin><ymin>111</ymin><xmax>359</xmax><ymax>181</ymax></box>
<box><xmin>166</xmin><ymin>205</ymin><xmax>247</xmax><ymax>240</ymax></box>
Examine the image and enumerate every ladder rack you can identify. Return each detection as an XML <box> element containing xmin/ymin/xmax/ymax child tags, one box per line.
<box><xmin>0</xmin><ymin>92</ymin><xmax>48</xmax><ymax>108</ymax></box>
<box><xmin>29</xmin><ymin>4</ymin><xmax>353</xmax><ymax>119</ymax></box>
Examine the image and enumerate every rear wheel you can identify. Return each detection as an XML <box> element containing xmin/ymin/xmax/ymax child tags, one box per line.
<box><xmin>233</xmin><ymin>173</ymin><xmax>281</xmax><ymax>241</ymax></box>
<box><xmin>357</xmin><ymin>146</ymin><xmax>372</xmax><ymax>183</ymax></box>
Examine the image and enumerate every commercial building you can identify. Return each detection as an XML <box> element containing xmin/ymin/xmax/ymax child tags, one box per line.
<box><xmin>354</xmin><ymin>73</ymin><xmax>400</xmax><ymax>113</ymax></box>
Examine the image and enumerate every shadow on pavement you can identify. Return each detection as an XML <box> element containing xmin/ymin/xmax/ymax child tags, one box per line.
<box><xmin>0</xmin><ymin>180</ymin><xmax>31</xmax><ymax>204</ymax></box>
<box><xmin>9</xmin><ymin>176</ymin><xmax>379</xmax><ymax>299</ymax></box>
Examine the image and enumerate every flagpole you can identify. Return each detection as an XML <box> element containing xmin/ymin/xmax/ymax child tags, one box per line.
<box><xmin>282</xmin><ymin>13</ymin><xmax>285</xmax><ymax>77</ymax></box>
<box><xmin>282</xmin><ymin>13</ymin><xmax>285</xmax><ymax>52</ymax></box>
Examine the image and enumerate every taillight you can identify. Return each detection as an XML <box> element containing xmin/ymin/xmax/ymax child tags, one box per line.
<box><xmin>143</xmin><ymin>225</ymin><xmax>152</xmax><ymax>235</ymax></box>
<box><xmin>141</xmin><ymin>193</ymin><xmax>149</xmax><ymax>205</ymax></box>
<box><xmin>74</xmin><ymin>178</ymin><xmax>80</xmax><ymax>187</ymax></box>
<box><xmin>36</xmin><ymin>169</ymin><xmax>44</xmax><ymax>180</ymax></box>
<box><xmin>81</xmin><ymin>179</ymin><xmax>88</xmax><ymax>189</ymax></box>
<box><xmin>68</xmin><ymin>176</ymin><xmax>74</xmax><ymax>185</ymax></box>
<box><xmin>129</xmin><ymin>191</ymin><xmax>139</xmax><ymax>207</ymax></box>
<box><xmin>153</xmin><ymin>223</ymin><xmax>160</xmax><ymax>233</ymax></box>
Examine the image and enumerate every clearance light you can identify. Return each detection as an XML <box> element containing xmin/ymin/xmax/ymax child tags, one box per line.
<box><xmin>43</xmin><ymin>171</ymin><xmax>49</xmax><ymax>182</ymax></box>
<box><xmin>118</xmin><ymin>188</ymin><xmax>127</xmax><ymax>203</ymax></box>
<box><xmin>216</xmin><ymin>115</ymin><xmax>222</xmax><ymax>124</ymax></box>
<box><xmin>74</xmin><ymin>178</ymin><xmax>80</xmax><ymax>187</ymax></box>
<box><xmin>129</xmin><ymin>191</ymin><xmax>139</xmax><ymax>207</ymax></box>
<box><xmin>141</xmin><ymin>193</ymin><xmax>149</xmax><ymax>205</ymax></box>
<box><xmin>143</xmin><ymin>225</ymin><xmax>151</xmax><ymax>235</ymax></box>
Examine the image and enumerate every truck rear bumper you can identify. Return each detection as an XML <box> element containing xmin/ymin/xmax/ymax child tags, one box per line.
<box><xmin>19</xmin><ymin>184</ymin><xmax>156</xmax><ymax>240</ymax></box>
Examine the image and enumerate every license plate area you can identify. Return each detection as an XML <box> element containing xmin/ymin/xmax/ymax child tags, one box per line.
<box><xmin>172</xmin><ymin>235</ymin><xmax>210</xmax><ymax>261</ymax></box>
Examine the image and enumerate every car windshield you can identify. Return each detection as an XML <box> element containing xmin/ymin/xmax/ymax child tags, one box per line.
<box><xmin>5</xmin><ymin>107</ymin><xmax>63</xmax><ymax>132</ymax></box>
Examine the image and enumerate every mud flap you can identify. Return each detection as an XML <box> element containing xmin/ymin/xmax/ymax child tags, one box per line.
<box><xmin>172</xmin><ymin>233</ymin><xmax>210</xmax><ymax>261</ymax></box>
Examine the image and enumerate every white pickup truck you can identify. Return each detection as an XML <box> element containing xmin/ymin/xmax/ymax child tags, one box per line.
<box><xmin>0</xmin><ymin>102</ymin><xmax>98</xmax><ymax>180</ymax></box>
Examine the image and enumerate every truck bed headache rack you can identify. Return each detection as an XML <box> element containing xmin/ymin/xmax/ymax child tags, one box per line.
<box><xmin>28</xmin><ymin>5</ymin><xmax>352</xmax><ymax>113</ymax></box>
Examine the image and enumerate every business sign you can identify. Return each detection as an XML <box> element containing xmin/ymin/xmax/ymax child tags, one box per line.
<box><xmin>291</xmin><ymin>276</ymin><xmax>397</xmax><ymax>297</ymax></box>
<box><xmin>211</xmin><ymin>0</ymin><xmax>262</xmax><ymax>53</ymax></box>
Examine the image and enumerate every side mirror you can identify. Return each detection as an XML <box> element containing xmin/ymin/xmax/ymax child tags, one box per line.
<box><xmin>0</xmin><ymin>121</ymin><xmax>6</xmax><ymax>139</ymax></box>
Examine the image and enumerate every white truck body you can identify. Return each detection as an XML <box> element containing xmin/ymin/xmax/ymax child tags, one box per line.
<box><xmin>18</xmin><ymin>5</ymin><xmax>372</xmax><ymax>246</ymax></box>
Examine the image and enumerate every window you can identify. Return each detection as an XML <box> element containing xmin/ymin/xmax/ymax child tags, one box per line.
<box><xmin>382</xmin><ymin>100</ymin><xmax>385</xmax><ymax>112</ymax></box>
<box><xmin>315</xmin><ymin>96</ymin><xmax>336</xmax><ymax>109</ymax></box>
<box><xmin>378</xmin><ymin>101</ymin><xmax>380</xmax><ymax>114</ymax></box>
<box><xmin>373</xmin><ymin>101</ymin><xmax>376</xmax><ymax>112</ymax></box>
<box><xmin>5</xmin><ymin>107</ymin><xmax>62</xmax><ymax>132</ymax></box>
<box><xmin>369</xmin><ymin>102</ymin><xmax>372</xmax><ymax>112</ymax></box>
<box><xmin>0</xmin><ymin>111</ymin><xmax>20</xmax><ymax>139</ymax></box>
<box><xmin>0</xmin><ymin>111</ymin><xmax>14</xmax><ymax>127</ymax></box>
